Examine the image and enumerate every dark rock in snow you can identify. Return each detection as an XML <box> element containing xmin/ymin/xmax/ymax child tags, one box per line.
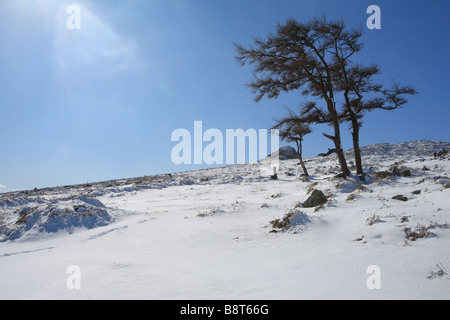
<box><xmin>73</xmin><ymin>205</ymin><xmax>86</xmax><ymax>212</ymax></box>
<box><xmin>402</xmin><ymin>169</ymin><xmax>412</xmax><ymax>177</ymax></box>
<box><xmin>303</xmin><ymin>190</ymin><xmax>328</xmax><ymax>208</ymax></box>
<box><xmin>392</xmin><ymin>166</ymin><xmax>412</xmax><ymax>177</ymax></box>
<box><xmin>392</xmin><ymin>195</ymin><xmax>408</xmax><ymax>202</ymax></box>
<box><xmin>267</xmin><ymin>146</ymin><xmax>298</xmax><ymax>160</ymax></box>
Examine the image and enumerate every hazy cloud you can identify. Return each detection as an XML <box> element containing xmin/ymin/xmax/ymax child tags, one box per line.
<box><xmin>53</xmin><ymin>3</ymin><xmax>143</xmax><ymax>77</ymax></box>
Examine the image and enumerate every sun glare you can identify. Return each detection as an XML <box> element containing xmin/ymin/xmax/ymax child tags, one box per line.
<box><xmin>52</xmin><ymin>2</ymin><xmax>140</xmax><ymax>77</ymax></box>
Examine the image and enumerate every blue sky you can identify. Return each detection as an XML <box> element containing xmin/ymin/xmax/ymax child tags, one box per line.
<box><xmin>0</xmin><ymin>0</ymin><xmax>449</xmax><ymax>192</ymax></box>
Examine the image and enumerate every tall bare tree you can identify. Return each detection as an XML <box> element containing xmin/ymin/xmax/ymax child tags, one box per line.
<box><xmin>235</xmin><ymin>16</ymin><xmax>354</xmax><ymax>176</ymax></box>
<box><xmin>236</xmin><ymin>16</ymin><xmax>417</xmax><ymax>179</ymax></box>
<box><xmin>336</xmin><ymin>64</ymin><xmax>418</xmax><ymax>179</ymax></box>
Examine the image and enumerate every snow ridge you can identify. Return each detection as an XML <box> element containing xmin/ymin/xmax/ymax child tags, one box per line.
<box><xmin>1</xmin><ymin>140</ymin><xmax>448</xmax><ymax>242</ymax></box>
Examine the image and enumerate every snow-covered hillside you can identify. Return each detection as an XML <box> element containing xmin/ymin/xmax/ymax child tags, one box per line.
<box><xmin>0</xmin><ymin>140</ymin><xmax>449</xmax><ymax>299</ymax></box>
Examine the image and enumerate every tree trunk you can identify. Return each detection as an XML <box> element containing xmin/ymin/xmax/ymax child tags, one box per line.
<box><xmin>299</xmin><ymin>156</ymin><xmax>309</xmax><ymax>177</ymax></box>
<box><xmin>350</xmin><ymin>117</ymin><xmax>365</xmax><ymax>180</ymax></box>
<box><xmin>324</xmin><ymin>99</ymin><xmax>351</xmax><ymax>177</ymax></box>
<box><xmin>296</xmin><ymin>141</ymin><xmax>309</xmax><ymax>177</ymax></box>
<box><xmin>335</xmin><ymin>138</ymin><xmax>350</xmax><ymax>177</ymax></box>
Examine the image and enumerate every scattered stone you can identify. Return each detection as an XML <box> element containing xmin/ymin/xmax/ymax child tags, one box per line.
<box><xmin>392</xmin><ymin>195</ymin><xmax>408</xmax><ymax>202</ymax></box>
<box><xmin>392</xmin><ymin>166</ymin><xmax>412</xmax><ymax>177</ymax></box>
<box><xmin>402</xmin><ymin>169</ymin><xmax>412</xmax><ymax>177</ymax></box>
<box><xmin>73</xmin><ymin>205</ymin><xmax>86</xmax><ymax>212</ymax></box>
<box><xmin>303</xmin><ymin>190</ymin><xmax>328</xmax><ymax>208</ymax></box>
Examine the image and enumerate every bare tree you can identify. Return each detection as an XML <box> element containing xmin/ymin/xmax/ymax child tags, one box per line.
<box><xmin>235</xmin><ymin>16</ymin><xmax>353</xmax><ymax>176</ymax></box>
<box><xmin>236</xmin><ymin>16</ymin><xmax>417</xmax><ymax>180</ymax></box>
<box><xmin>273</xmin><ymin>108</ymin><xmax>312</xmax><ymax>176</ymax></box>
<box><xmin>334</xmin><ymin>63</ymin><xmax>418</xmax><ymax>179</ymax></box>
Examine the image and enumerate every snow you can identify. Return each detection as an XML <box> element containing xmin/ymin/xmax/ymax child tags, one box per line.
<box><xmin>0</xmin><ymin>140</ymin><xmax>449</xmax><ymax>299</ymax></box>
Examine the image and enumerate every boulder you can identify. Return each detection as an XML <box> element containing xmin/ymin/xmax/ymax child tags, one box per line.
<box><xmin>303</xmin><ymin>190</ymin><xmax>328</xmax><ymax>208</ymax></box>
<box><xmin>392</xmin><ymin>195</ymin><xmax>408</xmax><ymax>202</ymax></box>
<box><xmin>267</xmin><ymin>146</ymin><xmax>298</xmax><ymax>160</ymax></box>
